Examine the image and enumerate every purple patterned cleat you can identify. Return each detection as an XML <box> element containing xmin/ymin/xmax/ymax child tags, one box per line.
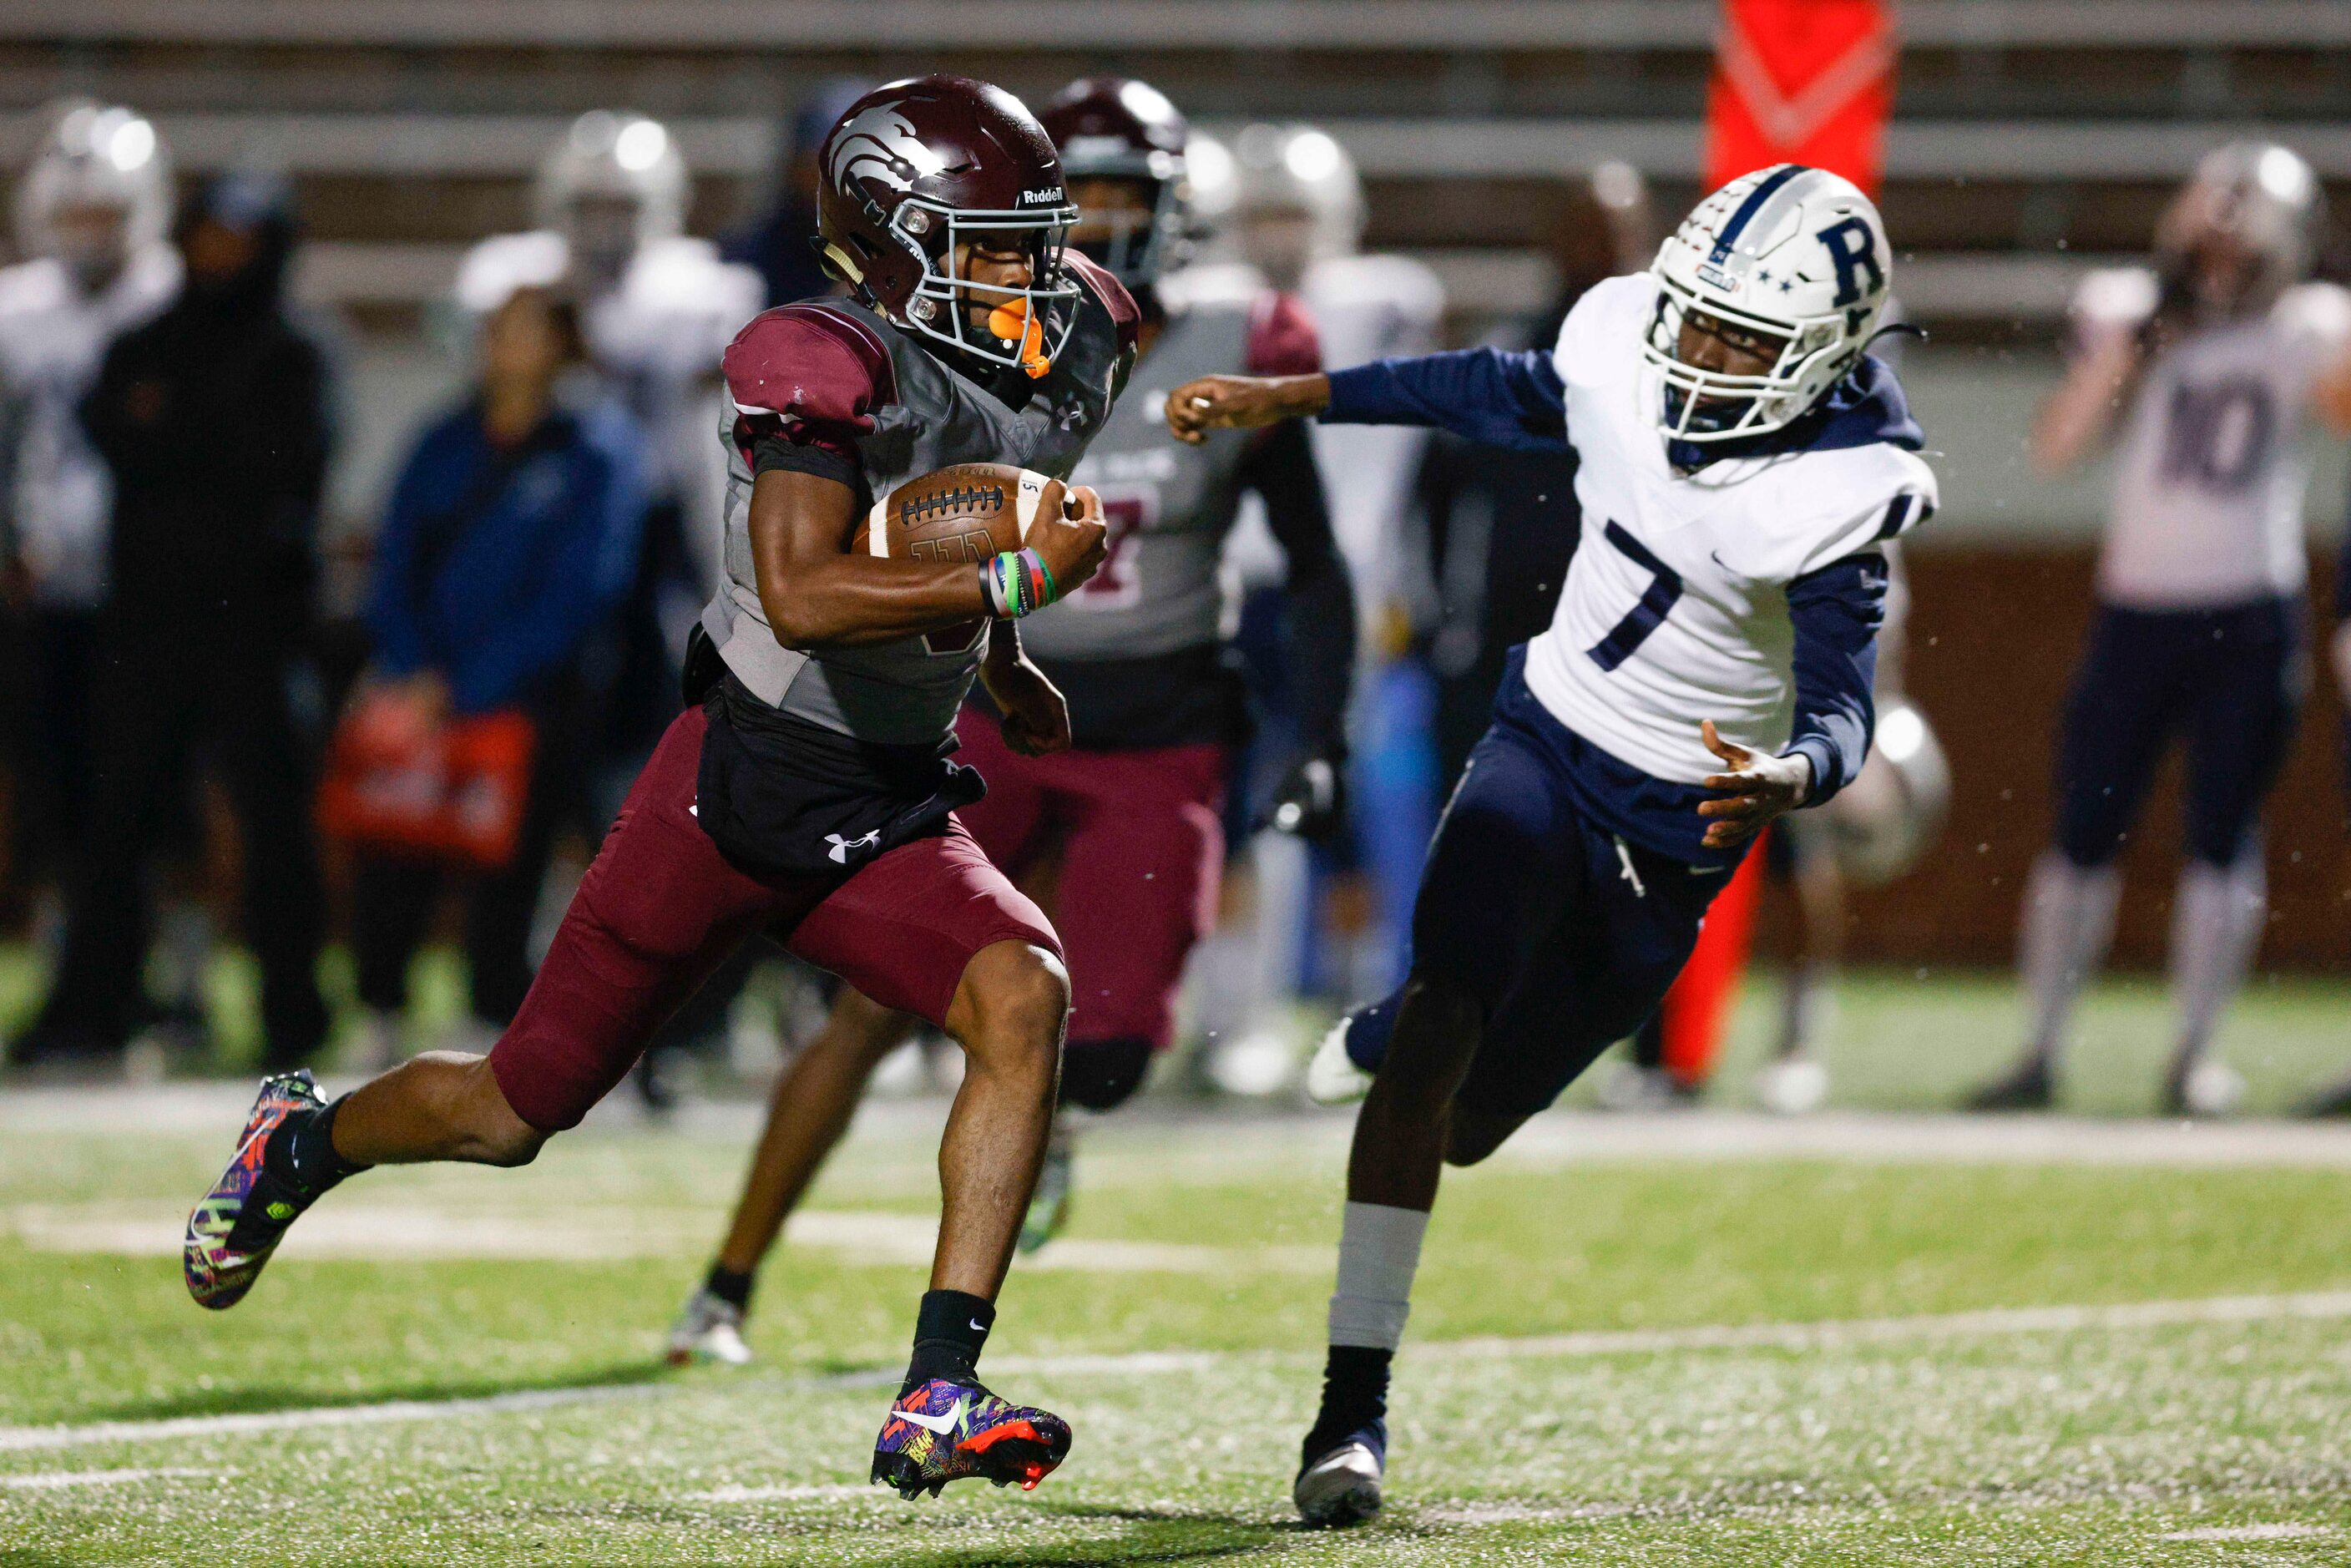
<box><xmin>871</xmin><ymin>1378</ymin><xmax>1073</xmax><ymax>1500</ymax></box>
<box><xmin>184</xmin><ymin>1070</ymin><xmax>327</xmax><ymax>1310</ymax></box>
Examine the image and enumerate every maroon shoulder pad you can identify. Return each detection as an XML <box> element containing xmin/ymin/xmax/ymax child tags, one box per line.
<box><xmin>1244</xmin><ymin>291</ymin><xmax>1323</xmax><ymax>377</ymax></box>
<box><xmin>1064</xmin><ymin>251</ymin><xmax>1142</xmax><ymax>359</ymax></box>
<box><xmin>722</xmin><ymin>304</ymin><xmax>897</xmax><ymax>428</ymax></box>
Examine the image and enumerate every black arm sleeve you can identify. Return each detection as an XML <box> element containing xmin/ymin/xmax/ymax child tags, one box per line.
<box><xmin>1239</xmin><ymin>417</ymin><xmax>1356</xmax><ymax>757</ymax></box>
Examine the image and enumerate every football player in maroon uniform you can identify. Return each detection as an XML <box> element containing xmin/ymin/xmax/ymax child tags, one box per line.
<box><xmin>182</xmin><ymin>75</ymin><xmax>1140</xmax><ymax>1500</ymax></box>
<box><xmin>669</xmin><ymin>77</ymin><xmax>1352</xmax><ymax>1361</ymax></box>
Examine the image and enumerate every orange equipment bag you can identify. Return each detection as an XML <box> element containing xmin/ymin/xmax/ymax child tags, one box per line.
<box><xmin>316</xmin><ymin>691</ymin><xmax>538</xmax><ymax>871</ymax></box>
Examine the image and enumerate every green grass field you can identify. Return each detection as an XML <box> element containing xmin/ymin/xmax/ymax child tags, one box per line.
<box><xmin>4</xmin><ymin>968</ymin><xmax>2351</xmax><ymax>1565</ymax></box>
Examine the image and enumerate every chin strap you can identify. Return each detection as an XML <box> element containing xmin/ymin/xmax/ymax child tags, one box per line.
<box><xmin>1864</xmin><ymin>321</ymin><xmax>1928</xmax><ymax>349</ymax></box>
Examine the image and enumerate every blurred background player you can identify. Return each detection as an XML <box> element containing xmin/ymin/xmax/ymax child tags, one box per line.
<box><xmin>0</xmin><ymin>101</ymin><xmax>178</xmax><ymax>973</ymax></box>
<box><xmin>1200</xmin><ymin>123</ymin><xmax>1443</xmax><ymax>1090</ymax></box>
<box><xmin>457</xmin><ymin>112</ymin><xmax>761</xmax><ymax>1095</ymax></box>
<box><xmin>1968</xmin><ymin>142</ymin><xmax>2351</xmax><ymax>1118</ymax></box>
<box><xmin>12</xmin><ymin>169</ymin><xmax>335</xmax><ymax>1074</ymax></box>
<box><xmin>670</xmin><ymin>75</ymin><xmax>1353</xmax><ymax>1364</ymax></box>
<box><xmin>1307</xmin><ymin>162</ymin><xmax>1651</xmax><ymax>1105</ymax></box>
<box><xmin>341</xmin><ymin>282</ymin><xmax>649</xmax><ymax>1068</ymax></box>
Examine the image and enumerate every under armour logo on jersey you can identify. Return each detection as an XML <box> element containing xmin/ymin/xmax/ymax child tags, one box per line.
<box><xmin>828</xmin><ymin>107</ymin><xmax>947</xmax><ymax>196</ymax></box>
<box><xmin>1816</xmin><ymin>217</ymin><xmax>1885</xmax><ymax>309</ymax></box>
<box><xmin>825</xmin><ymin>829</ymin><xmax>882</xmax><ymax>864</ymax></box>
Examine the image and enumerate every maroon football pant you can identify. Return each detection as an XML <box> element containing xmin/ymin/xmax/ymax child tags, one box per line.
<box><xmin>952</xmin><ymin>711</ymin><xmax>1228</xmax><ymax>1050</ymax></box>
<box><xmin>488</xmin><ymin>705</ymin><xmax>1059</xmax><ymax>1131</ymax></box>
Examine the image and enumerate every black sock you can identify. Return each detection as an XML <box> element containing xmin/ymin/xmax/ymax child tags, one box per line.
<box><xmin>1302</xmin><ymin>1345</ymin><xmax>1393</xmax><ymax>1461</ymax></box>
<box><xmin>902</xmin><ymin>1289</ymin><xmax>995</xmax><ymax>1393</ymax></box>
<box><xmin>704</xmin><ymin>1263</ymin><xmax>755</xmax><ymax>1313</ymax></box>
<box><xmin>264</xmin><ymin>1095</ymin><xmax>368</xmax><ymax>1198</ymax></box>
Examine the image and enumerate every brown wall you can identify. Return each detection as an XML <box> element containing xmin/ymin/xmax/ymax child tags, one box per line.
<box><xmin>1843</xmin><ymin>546</ymin><xmax>2349</xmax><ymax>973</ymax></box>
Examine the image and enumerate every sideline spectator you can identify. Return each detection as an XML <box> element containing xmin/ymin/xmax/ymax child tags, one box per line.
<box><xmin>12</xmin><ymin>171</ymin><xmax>331</xmax><ymax>1072</ymax></box>
<box><xmin>343</xmin><ymin>284</ymin><xmax>647</xmax><ymax>1063</ymax></box>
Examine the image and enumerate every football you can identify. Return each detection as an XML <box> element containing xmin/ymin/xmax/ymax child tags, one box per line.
<box><xmin>851</xmin><ymin>462</ymin><xmax>1069</xmax><ymax>562</ymax></box>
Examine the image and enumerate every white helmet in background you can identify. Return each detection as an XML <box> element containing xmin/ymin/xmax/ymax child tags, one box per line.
<box><xmin>13</xmin><ymin>99</ymin><xmax>173</xmax><ymax>291</ymax></box>
<box><xmin>1184</xmin><ymin>131</ymin><xmax>1237</xmax><ymax>246</ymax></box>
<box><xmin>2156</xmin><ymin>140</ymin><xmax>2322</xmax><ymax>319</ymax></box>
<box><xmin>534</xmin><ymin>110</ymin><xmax>688</xmax><ymax>288</ymax></box>
<box><xmin>1231</xmin><ymin>123</ymin><xmax>1363</xmax><ymax>289</ymax></box>
<box><xmin>1821</xmin><ymin>701</ymin><xmax>1950</xmax><ymax>887</ymax></box>
<box><xmin>1643</xmin><ymin>163</ymin><xmax>1891</xmax><ymax>443</ymax></box>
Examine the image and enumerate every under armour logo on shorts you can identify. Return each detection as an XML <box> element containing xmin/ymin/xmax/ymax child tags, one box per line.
<box><xmin>825</xmin><ymin>830</ymin><xmax>882</xmax><ymax>865</ymax></box>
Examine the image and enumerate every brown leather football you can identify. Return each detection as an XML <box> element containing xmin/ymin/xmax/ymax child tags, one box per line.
<box><xmin>849</xmin><ymin>463</ymin><xmax>1068</xmax><ymax>563</ymax></box>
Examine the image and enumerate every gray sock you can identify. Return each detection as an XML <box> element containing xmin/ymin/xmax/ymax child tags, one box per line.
<box><xmin>2019</xmin><ymin>852</ymin><xmax>2121</xmax><ymax>1070</ymax></box>
<box><xmin>2168</xmin><ymin>854</ymin><xmax>2266</xmax><ymax>1070</ymax></box>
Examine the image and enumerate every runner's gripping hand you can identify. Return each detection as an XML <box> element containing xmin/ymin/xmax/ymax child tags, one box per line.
<box><xmin>1032</xmin><ymin>483</ymin><xmax>1109</xmax><ymax>594</ymax></box>
<box><xmin>1165</xmin><ymin>374</ymin><xmax>1332</xmax><ymax>445</ymax></box>
<box><xmin>1696</xmin><ymin>720</ymin><xmax>1811</xmax><ymax>851</ymax></box>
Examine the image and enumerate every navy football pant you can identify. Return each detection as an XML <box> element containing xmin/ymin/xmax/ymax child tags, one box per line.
<box><xmin>2054</xmin><ymin>598</ymin><xmax>2301</xmax><ymax>871</ymax></box>
<box><xmin>1407</xmin><ymin>706</ymin><xmax>1738</xmax><ymax>1119</ymax></box>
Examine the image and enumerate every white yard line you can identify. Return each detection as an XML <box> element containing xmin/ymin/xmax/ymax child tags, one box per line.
<box><xmin>0</xmin><ymin>1466</ymin><xmax>205</xmax><ymax>1489</ymax></box>
<box><xmin>3</xmin><ymin>1201</ymin><xmax>1326</xmax><ymax>1274</ymax></box>
<box><xmin>7</xmin><ymin>1287</ymin><xmax>2348</xmax><ymax>1456</ymax></box>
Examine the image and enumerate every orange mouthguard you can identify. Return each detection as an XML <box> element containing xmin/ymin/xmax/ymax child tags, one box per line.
<box><xmin>987</xmin><ymin>299</ymin><xmax>1053</xmax><ymax>378</ymax></box>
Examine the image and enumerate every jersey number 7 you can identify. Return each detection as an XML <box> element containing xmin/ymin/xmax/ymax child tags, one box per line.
<box><xmin>1585</xmin><ymin>521</ymin><xmax>1683</xmax><ymax>671</ymax></box>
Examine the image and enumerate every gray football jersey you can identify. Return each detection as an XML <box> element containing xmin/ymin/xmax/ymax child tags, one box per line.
<box><xmin>1016</xmin><ymin>298</ymin><xmax>1257</xmax><ymax>662</ymax></box>
<box><xmin>703</xmin><ymin>267</ymin><xmax>1132</xmax><ymax>746</ymax></box>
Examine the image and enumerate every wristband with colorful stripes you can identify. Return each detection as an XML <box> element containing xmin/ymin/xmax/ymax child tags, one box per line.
<box><xmin>980</xmin><ymin>548</ymin><xmax>1058</xmax><ymax>619</ymax></box>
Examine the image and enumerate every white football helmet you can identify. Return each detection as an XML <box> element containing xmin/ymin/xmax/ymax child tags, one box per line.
<box><xmin>1642</xmin><ymin>164</ymin><xmax>1892</xmax><ymax>443</ymax></box>
<box><xmin>2156</xmin><ymin>140</ymin><xmax>2322</xmax><ymax>318</ymax></box>
<box><xmin>1820</xmin><ymin>700</ymin><xmax>1950</xmax><ymax>887</ymax></box>
<box><xmin>13</xmin><ymin>99</ymin><xmax>173</xmax><ymax>287</ymax></box>
<box><xmin>1231</xmin><ymin>123</ymin><xmax>1363</xmax><ymax>286</ymax></box>
<box><xmin>534</xmin><ymin>110</ymin><xmax>688</xmax><ymax>286</ymax></box>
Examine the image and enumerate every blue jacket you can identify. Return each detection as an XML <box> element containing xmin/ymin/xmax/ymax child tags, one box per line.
<box><xmin>368</xmin><ymin>397</ymin><xmax>650</xmax><ymax>716</ymax></box>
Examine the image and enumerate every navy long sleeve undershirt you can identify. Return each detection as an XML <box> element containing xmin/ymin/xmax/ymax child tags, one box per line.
<box><xmin>1324</xmin><ymin>344</ymin><xmax>1888</xmax><ymax>798</ymax></box>
<box><xmin>1782</xmin><ymin>554</ymin><xmax>1888</xmax><ymax>805</ymax></box>
<box><xmin>1322</xmin><ymin>346</ymin><xmax>1569</xmax><ymax>452</ymax></box>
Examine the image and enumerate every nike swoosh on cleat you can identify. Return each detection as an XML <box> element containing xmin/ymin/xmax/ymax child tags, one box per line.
<box><xmin>892</xmin><ymin>1397</ymin><xmax>966</xmax><ymax>1435</ymax></box>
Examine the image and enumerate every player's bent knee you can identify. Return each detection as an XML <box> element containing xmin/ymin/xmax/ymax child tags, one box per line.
<box><xmin>1377</xmin><ymin>974</ymin><xmax>1484</xmax><ymax>1105</ymax></box>
<box><xmin>1443</xmin><ymin>1110</ymin><xmax>1526</xmax><ymax>1167</ymax></box>
<box><xmin>948</xmin><ymin>940</ymin><xmax>1071</xmax><ymax>1067</ymax></box>
<box><xmin>1059</xmin><ymin>1036</ymin><xmax>1154</xmax><ymax>1112</ymax></box>
<box><xmin>455</xmin><ymin>1055</ymin><xmax>549</xmax><ymax>1167</ymax></box>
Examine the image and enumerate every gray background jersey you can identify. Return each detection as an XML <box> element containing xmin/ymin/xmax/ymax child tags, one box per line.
<box><xmin>704</xmin><ymin>286</ymin><xmax>1130</xmax><ymax>746</ymax></box>
<box><xmin>2092</xmin><ymin>276</ymin><xmax>2351</xmax><ymax>609</ymax></box>
<box><xmin>1017</xmin><ymin>298</ymin><xmax>1257</xmax><ymax>662</ymax></box>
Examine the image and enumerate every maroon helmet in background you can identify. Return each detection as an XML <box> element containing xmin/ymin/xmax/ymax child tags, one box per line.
<box><xmin>1041</xmin><ymin>78</ymin><xmax>1191</xmax><ymax>292</ymax></box>
<box><xmin>816</xmin><ymin>74</ymin><xmax>1081</xmax><ymax>372</ymax></box>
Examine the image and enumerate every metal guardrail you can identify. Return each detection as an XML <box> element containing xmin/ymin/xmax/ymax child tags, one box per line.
<box><xmin>4</xmin><ymin>1</ymin><xmax>2349</xmax><ymax>51</ymax></box>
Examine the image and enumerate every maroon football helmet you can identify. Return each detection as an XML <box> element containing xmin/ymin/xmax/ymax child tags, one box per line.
<box><xmin>1041</xmin><ymin>78</ymin><xmax>1191</xmax><ymax>291</ymax></box>
<box><xmin>817</xmin><ymin>74</ymin><xmax>1080</xmax><ymax>371</ymax></box>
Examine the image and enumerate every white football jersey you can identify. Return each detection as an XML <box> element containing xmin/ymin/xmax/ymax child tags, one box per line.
<box><xmin>1523</xmin><ymin>275</ymin><xmax>1939</xmax><ymax>786</ymax></box>
<box><xmin>1302</xmin><ymin>252</ymin><xmax>1447</xmax><ymax>618</ymax></box>
<box><xmin>0</xmin><ymin>246</ymin><xmax>181</xmax><ymax>608</ymax></box>
<box><xmin>2089</xmin><ymin>270</ymin><xmax>2351</xmax><ymax>608</ymax></box>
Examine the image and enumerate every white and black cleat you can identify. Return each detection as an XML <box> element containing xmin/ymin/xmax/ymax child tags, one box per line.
<box><xmin>1294</xmin><ymin>1429</ymin><xmax>1384</xmax><ymax>1528</ymax></box>
<box><xmin>666</xmin><ymin>1287</ymin><xmax>752</xmax><ymax>1367</ymax></box>
<box><xmin>1305</xmin><ymin>1017</ymin><xmax>1374</xmax><ymax>1106</ymax></box>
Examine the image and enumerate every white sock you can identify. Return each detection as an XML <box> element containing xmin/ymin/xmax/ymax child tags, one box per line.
<box><xmin>2169</xmin><ymin>853</ymin><xmax>2266</xmax><ymax>1065</ymax></box>
<box><xmin>2020</xmin><ymin>852</ymin><xmax>2121</xmax><ymax>1069</ymax></box>
<box><xmin>1327</xmin><ymin>1201</ymin><xmax>1429</xmax><ymax>1351</ymax></box>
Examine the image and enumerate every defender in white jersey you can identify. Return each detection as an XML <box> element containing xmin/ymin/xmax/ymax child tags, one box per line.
<box><xmin>0</xmin><ymin>102</ymin><xmax>177</xmax><ymax>906</ymax></box>
<box><xmin>1969</xmin><ymin>142</ymin><xmax>2351</xmax><ymax>1118</ymax></box>
<box><xmin>1170</xmin><ymin>163</ymin><xmax>1935</xmax><ymax>1526</ymax></box>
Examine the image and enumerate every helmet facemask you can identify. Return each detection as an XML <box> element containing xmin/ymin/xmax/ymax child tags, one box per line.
<box><xmin>1643</xmin><ymin>272</ymin><xmax>1860</xmax><ymax>443</ymax></box>
<box><xmin>888</xmin><ymin>195</ymin><xmax>1082</xmax><ymax>375</ymax></box>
